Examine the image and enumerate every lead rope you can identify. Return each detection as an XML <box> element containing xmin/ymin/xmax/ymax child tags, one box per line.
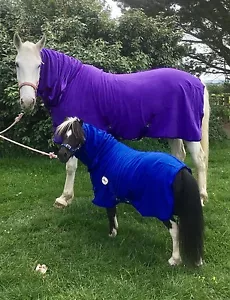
<box><xmin>0</xmin><ymin>113</ymin><xmax>24</xmax><ymax>134</ymax></box>
<box><xmin>0</xmin><ymin>113</ymin><xmax>57</xmax><ymax>159</ymax></box>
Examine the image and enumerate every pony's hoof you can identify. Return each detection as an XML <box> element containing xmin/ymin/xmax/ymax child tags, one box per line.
<box><xmin>109</xmin><ymin>228</ymin><xmax>117</xmax><ymax>238</ymax></box>
<box><xmin>196</xmin><ymin>258</ymin><xmax>203</xmax><ymax>267</ymax></box>
<box><xmin>168</xmin><ymin>256</ymin><xmax>182</xmax><ymax>266</ymax></box>
<box><xmin>54</xmin><ymin>195</ymin><xmax>73</xmax><ymax>208</ymax></box>
<box><xmin>114</xmin><ymin>216</ymin><xmax>119</xmax><ymax>230</ymax></box>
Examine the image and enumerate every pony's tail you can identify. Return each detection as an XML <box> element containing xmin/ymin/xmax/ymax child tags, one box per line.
<box><xmin>177</xmin><ymin>169</ymin><xmax>204</xmax><ymax>266</ymax></box>
<box><xmin>200</xmin><ymin>83</ymin><xmax>210</xmax><ymax>171</ymax></box>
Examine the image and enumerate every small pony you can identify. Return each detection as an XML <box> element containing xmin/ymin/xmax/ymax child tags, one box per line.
<box><xmin>56</xmin><ymin>117</ymin><xmax>204</xmax><ymax>266</ymax></box>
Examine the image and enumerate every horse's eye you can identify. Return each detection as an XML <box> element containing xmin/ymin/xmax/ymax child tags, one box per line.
<box><xmin>38</xmin><ymin>64</ymin><xmax>41</xmax><ymax>69</ymax></box>
<box><xmin>15</xmin><ymin>62</ymin><xmax>19</xmax><ymax>68</ymax></box>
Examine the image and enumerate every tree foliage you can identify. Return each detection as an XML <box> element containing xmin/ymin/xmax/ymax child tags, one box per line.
<box><xmin>115</xmin><ymin>0</ymin><xmax>230</xmax><ymax>76</ymax></box>
<box><xmin>0</xmin><ymin>0</ymin><xmax>186</xmax><ymax>151</ymax></box>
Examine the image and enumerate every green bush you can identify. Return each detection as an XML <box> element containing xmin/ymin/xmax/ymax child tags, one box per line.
<box><xmin>0</xmin><ymin>0</ymin><xmax>228</xmax><ymax>155</ymax></box>
<box><xmin>207</xmin><ymin>83</ymin><xmax>230</xmax><ymax>94</ymax></box>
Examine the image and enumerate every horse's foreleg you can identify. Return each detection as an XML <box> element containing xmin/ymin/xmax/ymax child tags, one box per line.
<box><xmin>185</xmin><ymin>141</ymin><xmax>207</xmax><ymax>206</ymax></box>
<box><xmin>107</xmin><ymin>206</ymin><xmax>118</xmax><ymax>237</ymax></box>
<box><xmin>163</xmin><ymin>219</ymin><xmax>182</xmax><ymax>266</ymax></box>
<box><xmin>54</xmin><ymin>156</ymin><xmax>78</xmax><ymax>208</ymax></box>
<box><xmin>168</xmin><ymin>139</ymin><xmax>186</xmax><ymax>162</ymax></box>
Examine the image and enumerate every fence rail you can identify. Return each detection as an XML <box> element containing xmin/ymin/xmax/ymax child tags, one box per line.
<box><xmin>210</xmin><ymin>93</ymin><xmax>230</xmax><ymax>123</ymax></box>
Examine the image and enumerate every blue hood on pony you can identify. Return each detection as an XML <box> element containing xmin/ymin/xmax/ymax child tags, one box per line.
<box><xmin>74</xmin><ymin>123</ymin><xmax>191</xmax><ymax>221</ymax></box>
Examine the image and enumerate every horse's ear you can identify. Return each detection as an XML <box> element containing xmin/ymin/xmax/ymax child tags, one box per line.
<box><xmin>13</xmin><ymin>33</ymin><xmax>22</xmax><ymax>50</ymax></box>
<box><xmin>36</xmin><ymin>34</ymin><xmax>46</xmax><ymax>50</ymax></box>
<box><xmin>72</xmin><ymin>120</ymin><xmax>84</xmax><ymax>142</ymax></box>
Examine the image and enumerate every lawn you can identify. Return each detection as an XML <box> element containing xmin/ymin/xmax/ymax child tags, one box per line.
<box><xmin>0</xmin><ymin>141</ymin><xmax>230</xmax><ymax>300</ymax></box>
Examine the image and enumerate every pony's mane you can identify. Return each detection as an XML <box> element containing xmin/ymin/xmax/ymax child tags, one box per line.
<box><xmin>56</xmin><ymin>117</ymin><xmax>80</xmax><ymax>135</ymax></box>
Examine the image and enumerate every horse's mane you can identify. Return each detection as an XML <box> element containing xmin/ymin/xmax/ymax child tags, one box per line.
<box><xmin>56</xmin><ymin>117</ymin><xmax>80</xmax><ymax>135</ymax></box>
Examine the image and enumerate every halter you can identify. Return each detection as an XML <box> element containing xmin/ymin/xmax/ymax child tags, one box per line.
<box><xmin>19</xmin><ymin>82</ymin><xmax>38</xmax><ymax>91</ymax></box>
<box><xmin>61</xmin><ymin>143</ymin><xmax>81</xmax><ymax>155</ymax></box>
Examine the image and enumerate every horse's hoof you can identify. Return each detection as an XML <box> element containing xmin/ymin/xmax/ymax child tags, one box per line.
<box><xmin>109</xmin><ymin>228</ymin><xmax>117</xmax><ymax>238</ymax></box>
<box><xmin>53</xmin><ymin>200</ymin><xmax>67</xmax><ymax>208</ymax></box>
<box><xmin>168</xmin><ymin>256</ymin><xmax>182</xmax><ymax>266</ymax></box>
<box><xmin>201</xmin><ymin>193</ymin><xmax>208</xmax><ymax>206</ymax></box>
<box><xmin>54</xmin><ymin>195</ymin><xmax>73</xmax><ymax>208</ymax></box>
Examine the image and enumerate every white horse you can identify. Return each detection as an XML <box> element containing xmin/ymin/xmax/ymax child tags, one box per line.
<box><xmin>13</xmin><ymin>33</ymin><xmax>210</xmax><ymax>207</ymax></box>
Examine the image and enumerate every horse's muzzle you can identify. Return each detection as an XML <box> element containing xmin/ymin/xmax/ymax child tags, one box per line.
<box><xmin>20</xmin><ymin>97</ymin><xmax>36</xmax><ymax>111</ymax></box>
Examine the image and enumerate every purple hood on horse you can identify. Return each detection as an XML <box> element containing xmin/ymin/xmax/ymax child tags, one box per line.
<box><xmin>38</xmin><ymin>49</ymin><xmax>204</xmax><ymax>142</ymax></box>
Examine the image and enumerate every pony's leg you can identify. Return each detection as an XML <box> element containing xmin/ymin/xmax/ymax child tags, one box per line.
<box><xmin>185</xmin><ymin>141</ymin><xmax>207</xmax><ymax>206</ymax></box>
<box><xmin>163</xmin><ymin>219</ymin><xmax>182</xmax><ymax>266</ymax></box>
<box><xmin>168</xmin><ymin>139</ymin><xmax>186</xmax><ymax>161</ymax></box>
<box><xmin>107</xmin><ymin>207</ymin><xmax>118</xmax><ymax>237</ymax></box>
<box><xmin>54</xmin><ymin>157</ymin><xmax>78</xmax><ymax>208</ymax></box>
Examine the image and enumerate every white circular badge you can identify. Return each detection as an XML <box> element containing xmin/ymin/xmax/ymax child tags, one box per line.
<box><xmin>102</xmin><ymin>176</ymin><xmax>108</xmax><ymax>185</ymax></box>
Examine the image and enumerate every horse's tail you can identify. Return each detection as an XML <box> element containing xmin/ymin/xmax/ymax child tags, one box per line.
<box><xmin>176</xmin><ymin>169</ymin><xmax>204</xmax><ymax>266</ymax></box>
<box><xmin>200</xmin><ymin>83</ymin><xmax>210</xmax><ymax>171</ymax></box>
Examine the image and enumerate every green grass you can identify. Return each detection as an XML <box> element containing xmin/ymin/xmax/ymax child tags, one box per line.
<box><xmin>0</xmin><ymin>142</ymin><xmax>230</xmax><ymax>300</ymax></box>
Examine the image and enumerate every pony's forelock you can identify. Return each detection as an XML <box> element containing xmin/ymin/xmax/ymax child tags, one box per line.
<box><xmin>56</xmin><ymin>117</ymin><xmax>80</xmax><ymax>135</ymax></box>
